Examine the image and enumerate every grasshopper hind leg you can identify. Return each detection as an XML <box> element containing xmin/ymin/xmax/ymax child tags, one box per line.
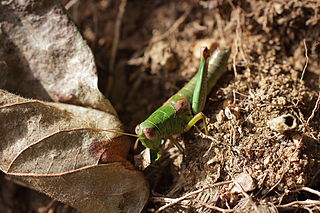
<box><xmin>188</xmin><ymin>47</ymin><xmax>210</xmax><ymax>135</ymax></box>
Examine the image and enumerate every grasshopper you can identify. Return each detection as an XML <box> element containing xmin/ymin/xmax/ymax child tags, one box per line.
<box><xmin>134</xmin><ymin>47</ymin><xmax>230</xmax><ymax>160</ymax></box>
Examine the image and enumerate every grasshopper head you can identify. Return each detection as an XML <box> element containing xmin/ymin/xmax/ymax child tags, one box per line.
<box><xmin>135</xmin><ymin>123</ymin><xmax>162</xmax><ymax>151</ymax></box>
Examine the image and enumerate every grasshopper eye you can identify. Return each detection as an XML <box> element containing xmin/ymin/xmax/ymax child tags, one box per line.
<box><xmin>143</xmin><ymin>128</ymin><xmax>156</xmax><ymax>140</ymax></box>
<box><xmin>135</xmin><ymin>124</ymin><xmax>141</xmax><ymax>134</ymax></box>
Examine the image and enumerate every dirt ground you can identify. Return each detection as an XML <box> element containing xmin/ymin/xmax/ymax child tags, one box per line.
<box><xmin>1</xmin><ymin>0</ymin><xmax>320</xmax><ymax>212</ymax></box>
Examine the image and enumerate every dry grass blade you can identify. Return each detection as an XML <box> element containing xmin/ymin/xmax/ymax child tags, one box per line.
<box><xmin>300</xmin><ymin>39</ymin><xmax>309</xmax><ymax>80</ymax></box>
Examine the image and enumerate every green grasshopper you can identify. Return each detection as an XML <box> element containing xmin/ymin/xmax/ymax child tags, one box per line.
<box><xmin>134</xmin><ymin>47</ymin><xmax>230</xmax><ymax>160</ymax></box>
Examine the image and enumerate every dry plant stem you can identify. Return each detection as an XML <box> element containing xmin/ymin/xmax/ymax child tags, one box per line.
<box><xmin>64</xmin><ymin>0</ymin><xmax>79</xmax><ymax>10</ymax></box>
<box><xmin>232</xmin><ymin>180</ymin><xmax>260</xmax><ymax>213</ymax></box>
<box><xmin>262</xmin><ymin>138</ymin><xmax>303</xmax><ymax>198</ymax></box>
<box><xmin>231</xmin><ymin>6</ymin><xmax>249</xmax><ymax>78</ymax></box>
<box><xmin>232</xmin><ymin>180</ymin><xmax>250</xmax><ymax>198</ymax></box>
<box><xmin>150</xmin><ymin>6</ymin><xmax>192</xmax><ymax>44</ymax></box>
<box><xmin>305</xmin><ymin>92</ymin><xmax>320</xmax><ymax>126</ymax></box>
<box><xmin>153</xmin><ymin>180</ymin><xmax>232</xmax><ymax>213</ymax></box>
<box><xmin>197</xmin><ymin>132</ymin><xmax>239</xmax><ymax>154</ymax></box>
<box><xmin>300</xmin><ymin>39</ymin><xmax>309</xmax><ymax>80</ymax></box>
<box><xmin>193</xmin><ymin>199</ymin><xmax>234</xmax><ymax>212</ymax></box>
<box><xmin>151</xmin><ymin>197</ymin><xmax>189</xmax><ymax>205</ymax></box>
<box><xmin>261</xmin><ymin>164</ymin><xmax>289</xmax><ymax>199</ymax></box>
<box><xmin>214</xmin><ymin>13</ymin><xmax>226</xmax><ymax>43</ymax></box>
<box><xmin>276</xmin><ymin>200</ymin><xmax>320</xmax><ymax>209</ymax></box>
<box><xmin>106</xmin><ymin>0</ymin><xmax>127</xmax><ymax>95</ymax></box>
<box><xmin>292</xmin><ymin>187</ymin><xmax>320</xmax><ymax>197</ymax></box>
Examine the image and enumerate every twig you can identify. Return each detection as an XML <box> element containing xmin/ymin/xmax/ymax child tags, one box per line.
<box><xmin>276</xmin><ymin>200</ymin><xmax>320</xmax><ymax>209</ymax></box>
<box><xmin>262</xmin><ymin>139</ymin><xmax>304</xmax><ymax>199</ymax></box>
<box><xmin>232</xmin><ymin>180</ymin><xmax>250</xmax><ymax>198</ymax></box>
<box><xmin>64</xmin><ymin>0</ymin><xmax>79</xmax><ymax>10</ymax></box>
<box><xmin>214</xmin><ymin>12</ymin><xmax>226</xmax><ymax>44</ymax></box>
<box><xmin>300</xmin><ymin>39</ymin><xmax>309</xmax><ymax>80</ymax></box>
<box><xmin>106</xmin><ymin>0</ymin><xmax>127</xmax><ymax>95</ymax></box>
<box><xmin>151</xmin><ymin>197</ymin><xmax>190</xmax><ymax>205</ymax></box>
<box><xmin>261</xmin><ymin>164</ymin><xmax>288</xmax><ymax>199</ymax></box>
<box><xmin>232</xmin><ymin>180</ymin><xmax>260</xmax><ymax>213</ymax></box>
<box><xmin>193</xmin><ymin>198</ymin><xmax>234</xmax><ymax>212</ymax></box>
<box><xmin>305</xmin><ymin>92</ymin><xmax>320</xmax><ymax>126</ymax></box>
<box><xmin>110</xmin><ymin>0</ymin><xmax>127</xmax><ymax>71</ymax></box>
<box><xmin>293</xmin><ymin>187</ymin><xmax>320</xmax><ymax>197</ymax></box>
<box><xmin>197</xmin><ymin>132</ymin><xmax>240</xmax><ymax>154</ymax></box>
<box><xmin>153</xmin><ymin>180</ymin><xmax>232</xmax><ymax>213</ymax></box>
<box><xmin>150</xmin><ymin>6</ymin><xmax>192</xmax><ymax>44</ymax></box>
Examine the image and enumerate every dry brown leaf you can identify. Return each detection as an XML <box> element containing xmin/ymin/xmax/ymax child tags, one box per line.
<box><xmin>0</xmin><ymin>0</ymin><xmax>115</xmax><ymax>114</ymax></box>
<box><xmin>0</xmin><ymin>89</ymin><xmax>149</xmax><ymax>213</ymax></box>
<box><xmin>15</xmin><ymin>164</ymin><xmax>149</xmax><ymax>213</ymax></box>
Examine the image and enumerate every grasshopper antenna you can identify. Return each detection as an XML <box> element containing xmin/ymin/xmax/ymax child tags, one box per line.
<box><xmin>90</xmin><ymin>128</ymin><xmax>139</xmax><ymax>138</ymax></box>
